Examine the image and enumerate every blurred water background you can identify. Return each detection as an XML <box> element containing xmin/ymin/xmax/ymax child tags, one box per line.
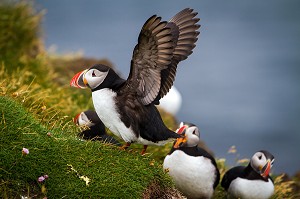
<box><xmin>35</xmin><ymin>0</ymin><xmax>300</xmax><ymax>175</ymax></box>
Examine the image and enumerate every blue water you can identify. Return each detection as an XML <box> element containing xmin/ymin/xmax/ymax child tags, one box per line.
<box><xmin>36</xmin><ymin>0</ymin><xmax>300</xmax><ymax>175</ymax></box>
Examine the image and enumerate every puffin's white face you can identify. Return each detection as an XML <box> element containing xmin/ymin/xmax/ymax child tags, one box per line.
<box><xmin>184</xmin><ymin>126</ymin><xmax>200</xmax><ymax>147</ymax></box>
<box><xmin>83</xmin><ymin>68</ymin><xmax>109</xmax><ymax>89</ymax></box>
<box><xmin>251</xmin><ymin>151</ymin><xmax>275</xmax><ymax>177</ymax></box>
<box><xmin>77</xmin><ymin>112</ymin><xmax>94</xmax><ymax>127</ymax></box>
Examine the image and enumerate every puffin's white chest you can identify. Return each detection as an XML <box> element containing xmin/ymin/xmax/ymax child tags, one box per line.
<box><xmin>228</xmin><ymin>177</ymin><xmax>274</xmax><ymax>199</ymax></box>
<box><xmin>91</xmin><ymin>89</ymin><xmax>137</xmax><ymax>142</ymax></box>
<box><xmin>163</xmin><ymin>150</ymin><xmax>216</xmax><ymax>199</ymax></box>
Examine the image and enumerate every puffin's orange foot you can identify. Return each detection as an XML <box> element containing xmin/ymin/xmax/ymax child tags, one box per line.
<box><xmin>120</xmin><ymin>142</ymin><xmax>131</xmax><ymax>151</ymax></box>
<box><xmin>140</xmin><ymin>145</ymin><xmax>148</xmax><ymax>155</ymax></box>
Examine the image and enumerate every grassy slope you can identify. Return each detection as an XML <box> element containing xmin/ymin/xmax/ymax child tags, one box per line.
<box><xmin>0</xmin><ymin>96</ymin><xmax>176</xmax><ymax>198</ymax></box>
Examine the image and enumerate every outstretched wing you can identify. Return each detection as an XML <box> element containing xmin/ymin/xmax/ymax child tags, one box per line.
<box><xmin>125</xmin><ymin>15</ymin><xmax>176</xmax><ymax>105</ymax></box>
<box><xmin>156</xmin><ymin>8</ymin><xmax>200</xmax><ymax>103</ymax></box>
<box><xmin>125</xmin><ymin>8</ymin><xmax>200</xmax><ymax>106</ymax></box>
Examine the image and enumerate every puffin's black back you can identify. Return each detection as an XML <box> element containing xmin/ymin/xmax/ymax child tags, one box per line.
<box><xmin>170</xmin><ymin>146</ymin><xmax>220</xmax><ymax>189</ymax></box>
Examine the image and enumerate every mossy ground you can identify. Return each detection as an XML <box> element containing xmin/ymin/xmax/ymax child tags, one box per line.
<box><xmin>0</xmin><ymin>1</ymin><xmax>299</xmax><ymax>198</ymax></box>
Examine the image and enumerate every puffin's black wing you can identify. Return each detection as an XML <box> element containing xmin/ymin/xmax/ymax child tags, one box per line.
<box><xmin>155</xmin><ymin>8</ymin><xmax>200</xmax><ymax>103</ymax></box>
<box><xmin>221</xmin><ymin>166</ymin><xmax>246</xmax><ymax>190</ymax></box>
<box><xmin>126</xmin><ymin>14</ymin><xmax>175</xmax><ymax>105</ymax></box>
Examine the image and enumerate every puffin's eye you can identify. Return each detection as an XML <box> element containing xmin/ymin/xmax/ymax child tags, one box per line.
<box><xmin>258</xmin><ymin>155</ymin><xmax>262</xmax><ymax>160</ymax></box>
<box><xmin>92</xmin><ymin>70</ymin><xmax>96</xmax><ymax>77</ymax></box>
<box><xmin>192</xmin><ymin>130</ymin><xmax>196</xmax><ymax>135</ymax></box>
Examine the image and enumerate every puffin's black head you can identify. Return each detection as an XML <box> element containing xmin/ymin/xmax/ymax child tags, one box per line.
<box><xmin>250</xmin><ymin>150</ymin><xmax>275</xmax><ymax>178</ymax></box>
<box><xmin>70</xmin><ymin>64</ymin><xmax>124</xmax><ymax>91</ymax></box>
<box><xmin>173</xmin><ymin>122</ymin><xmax>200</xmax><ymax>148</ymax></box>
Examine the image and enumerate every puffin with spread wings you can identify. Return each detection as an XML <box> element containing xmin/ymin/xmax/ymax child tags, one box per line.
<box><xmin>70</xmin><ymin>8</ymin><xmax>200</xmax><ymax>154</ymax></box>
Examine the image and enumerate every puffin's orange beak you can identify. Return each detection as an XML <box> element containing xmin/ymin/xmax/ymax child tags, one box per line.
<box><xmin>173</xmin><ymin>125</ymin><xmax>188</xmax><ymax>148</ymax></box>
<box><xmin>261</xmin><ymin>160</ymin><xmax>271</xmax><ymax>178</ymax></box>
<box><xmin>70</xmin><ymin>69</ymin><xmax>88</xmax><ymax>88</ymax></box>
<box><xmin>73</xmin><ymin>113</ymin><xmax>81</xmax><ymax>124</ymax></box>
<box><xmin>173</xmin><ymin>136</ymin><xmax>187</xmax><ymax>148</ymax></box>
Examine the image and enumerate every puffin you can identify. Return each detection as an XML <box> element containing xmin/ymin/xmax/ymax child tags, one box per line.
<box><xmin>70</xmin><ymin>8</ymin><xmax>200</xmax><ymax>154</ymax></box>
<box><xmin>159</xmin><ymin>86</ymin><xmax>182</xmax><ymax>115</ymax></box>
<box><xmin>221</xmin><ymin>150</ymin><xmax>275</xmax><ymax>199</ymax></box>
<box><xmin>163</xmin><ymin>122</ymin><xmax>220</xmax><ymax>199</ymax></box>
<box><xmin>74</xmin><ymin>110</ymin><xmax>121</xmax><ymax>146</ymax></box>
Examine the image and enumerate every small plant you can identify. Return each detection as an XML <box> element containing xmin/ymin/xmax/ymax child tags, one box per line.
<box><xmin>22</xmin><ymin>148</ymin><xmax>29</xmax><ymax>156</ymax></box>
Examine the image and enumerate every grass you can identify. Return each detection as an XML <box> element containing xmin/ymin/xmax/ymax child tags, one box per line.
<box><xmin>0</xmin><ymin>1</ymin><xmax>299</xmax><ymax>198</ymax></box>
<box><xmin>0</xmin><ymin>95</ymin><xmax>178</xmax><ymax>198</ymax></box>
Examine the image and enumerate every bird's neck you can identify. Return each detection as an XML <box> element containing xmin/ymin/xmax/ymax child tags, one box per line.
<box><xmin>92</xmin><ymin>72</ymin><xmax>125</xmax><ymax>92</ymax></box>
<box><xmin>245</xmin><ymin>163</ymin><xmax>269</xmax><ymax>182</ymax></box>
